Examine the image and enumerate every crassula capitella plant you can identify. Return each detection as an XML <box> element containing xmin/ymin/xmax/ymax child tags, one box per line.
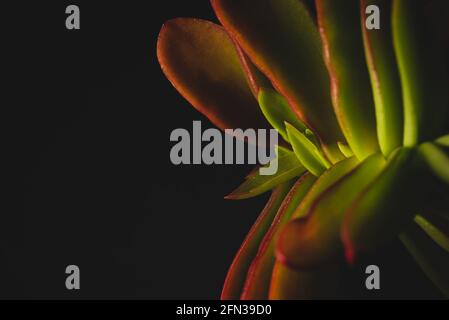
<box><xmin>157</xmin><ymin>0</ymin><xmax>449</xmax><ymax>299</ymax></box>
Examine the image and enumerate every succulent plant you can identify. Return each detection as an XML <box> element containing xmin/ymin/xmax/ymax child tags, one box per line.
<box><xmin>157</xmin><ymin>0</ymin><xmax>449</xmax><ymax>299</ymax></box>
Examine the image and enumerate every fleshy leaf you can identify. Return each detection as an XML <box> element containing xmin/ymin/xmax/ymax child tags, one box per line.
<box><xmin>337</xmin><ymin>142</ymin><xmax>354</xmax><ymax>158</ymax></box>
<box><xmin>286</xmin><ymin>122</ymin><xmax>331</xmax><ymax>176</ymax></box>
<box><xmin>290</xmin><ymin>157</ymin><xmax>360</xmax><ymax>220</ymax></box>
<box><xmin>417</xmin><ymin>143</ymin><xmax>449</xmax><ymax>221</ymax></box>
<box><xmin>305</xmin><ymin>129</ymin><xmax>320</xmax><ymax>148</ymax></box>
<box><xmin>157</xmin><ymin>18</ymin><xmax>269</xmax><ymax>131</ymax></box>
<box><xmin>277</xmin><ymin>153</ymin><xmax>386</xmax><ymax>269</ymax></box>
<box><xmin>240</xmin><ymin>173</ymin><xmax>316</xmax><ymax>299</ymax></box>
<box><xmin>341</xmin><ymin>147</ymin><xmax>425</xmax><ymax>263</ymax></box>
<box><xmin>316</xmin><ymin>0</ymin><xmax>379</xmax><ymax>161</ymax></box>
<box><xmin>435</xmin><ymin>134</ymin><xmax>449</xmax><ymax>147</ymax></box>
<box><xmin>211</xmin><ymin>0</ymin><xmax>346</xmax><ymax>163</ymax></box>
<box><xmin>275</xmin><ymin>157</ymin><xmax>359</xmax><ymax>265</ymax></box>
<box><xmin>361</xmin><ymin>0</ymin><xmax>403</xmax><ymax>156</ymax></box>
<box><xmin>258</xmin><ymin>88</ymin><xmax>308</xmax><ymax>142</ymax></box>
<box><xmin>221</xmin><ymin>182</ymin><xmax>293</xmax><ymax>300</ymax></box>
<box><xmin>225</xmin><ymin>147</ymin><xmax>305</xmax><ymax>200</ymax></box>
<box><xmin>419</xmin><ymin>142</ymin><xmax>449</xmax><ymax>184</ymax></box>
<box><xmin>400</xmin><ymin>222</ymin><xmax>449</xmax><ymax>298</ymax></box>
<box><xmin>232</xmin><ymin>39</ymin><xmax>272</xmax><ymax>98</ymax></box>
<box><xmin>415</xmin><ymin>213</ymin><xmax>449</xmax><ymax>253</ymax></box>
<box><xmin>269</xmin><ymin>261</ymin><xmax>343</xmax><ymax>299</ymax></box>
<box><xmin>392</xmin><ymin>0</ymin><xmax>449</xmax><ymax>146</ymax></box>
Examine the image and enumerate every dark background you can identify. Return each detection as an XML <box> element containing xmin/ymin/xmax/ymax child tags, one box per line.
<box><xmin>5</xmin><ymin>1</ymin><xmax>441</xmax><ymax>299</ymax></box>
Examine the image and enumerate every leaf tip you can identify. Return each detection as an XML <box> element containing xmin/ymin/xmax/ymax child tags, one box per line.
<box><xmin>224</xmin><ymin>191</ymin><xmax>243</xmax><ymax>200</ymax></box>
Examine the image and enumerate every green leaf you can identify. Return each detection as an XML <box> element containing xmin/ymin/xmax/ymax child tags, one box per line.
<box><xmin>221</xmin><ymin>182</ymin><xmax>293</xmax><ymax>300</ymax></box>
<box><xmin>225</xmin><ymin>147</ymin><xmax>306</xmax><ymax>200</ymax></box>
<box><xmin>286</xmin><ymin>122</ymin><xmax>330</xmax><ymax>176</ymax></box>
<box><xmin>400</xmin><ymin>222</ymin><xmax>449</xmax><ymax>298</ymax></box>
<box><xmin>211</xmin><ymin>0</ymin><xmax>346</xmax><ymax>163</ymax></box>
<box><xmin>305</xmin><ymin>129</ymin><xmax>320</xmax><ymax>147</ymax></box>
<box><xmin>291</xmin><ymin>156</ymin><xmax>360</xmax><ymax>220</ymax></box>
<box><xmin>157</xmin><ymin>18</ymin><xmax>269</xmax><ymax>131</ymax></box>
<box><xmin>419</xmin><ymin>143</ymin><xmax>449</xmax><ymax>185</ymax></box>
<box><xmin>277</xmin><ymin>153</ymin><xmax>387</xmax><ymax>269</ymax></box>
<box><xmin>415</xmin><ymin>214</ymin><xmax>449</xmax><ymax>253</ymax></box>
<box><xmin>337</xmin><ymin>142</ymin><xmax>354</xmax><ymax>158</ymax></box>
<box><xmin>341</xmin><ymin>147</ymin><xmax>425</xmax><ymax>263</ymax></box>
<box><xmin>417</xmin><ymin>143</ymin><xmax>449</xmax><ymax>221</ymax></box>
<box><xmin>258</xmin><ymin>88</ymin><xmax>308</xmax><ymax>142</ymax></box>
<box><xmin>316</xmin><ymin>0</ymin><xmax>379</xmax><ymax>160</ymax></box>
<box><xmin>240</xmin><ymin>173</ymin><xmax>316</xmax><ymax>299</ymax></box>
<box><xmin>435</xmin><ymin>134</ymin><xmax>449</xmax><ymax>147</ymax></box>
<box><xmin>392</xmin><ymin>0</ymin><xmax>449</xmax><ymax>146</ymax></box>
<box><xmin>361</xmin><ymin>0</ymin><xmax>403</xmax><ymax>157</ymax></box>
<box><xmin>275</xmin><ymin>157</ymin><xmax>359</xmax><ymax>265</ymax></box>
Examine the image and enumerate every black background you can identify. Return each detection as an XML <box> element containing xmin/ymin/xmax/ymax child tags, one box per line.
<box><xmin>6</xmin><ymin>1</ymin><xmax>442</xmax><ymax>299</ymax></box>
